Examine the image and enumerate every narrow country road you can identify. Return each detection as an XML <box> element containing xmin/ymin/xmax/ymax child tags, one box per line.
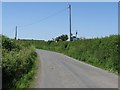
<box><xmin>34</xmin><ymin>49</ymin><xmax>118</xmax><ymax>88</ymax></box>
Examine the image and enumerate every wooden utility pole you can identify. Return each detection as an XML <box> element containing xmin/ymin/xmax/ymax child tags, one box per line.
<box><xmin>15</xmin><ymin>26</ymin><xmax>17</xmax><ymax>40</ymax></box>
<box><xmin>69</xmin><ymin>4</ymin><xmax>72</xmax><ymax>41</ymax></box>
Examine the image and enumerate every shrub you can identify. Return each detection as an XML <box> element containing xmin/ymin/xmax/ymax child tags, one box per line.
<box><xmin>2</xmin><ymin>36</ymin><xmax>37</xmax><ymax>88</ymax></box>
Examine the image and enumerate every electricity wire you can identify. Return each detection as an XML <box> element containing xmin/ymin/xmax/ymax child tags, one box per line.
<box><xmin>18</xmin><ymin>7</ymin><xmax>68</xmax><ymax>28</ymax></box>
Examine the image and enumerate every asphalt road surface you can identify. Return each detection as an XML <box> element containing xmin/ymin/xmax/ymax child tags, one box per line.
<box><xmin>34</xmin><ymin>49</ymin><xmax>118</xmax><ymax>88</ymax></box>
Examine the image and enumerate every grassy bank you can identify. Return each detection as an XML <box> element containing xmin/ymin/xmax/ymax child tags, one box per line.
<box><xmin>2</xmin><ymin>36</ymin><xmax>37</xmax><ymax>89</ymax></box>
<box><xmin>27</xmin><ymin>35</ymin><xmax>119</xmax><ymax>74</ymax></box>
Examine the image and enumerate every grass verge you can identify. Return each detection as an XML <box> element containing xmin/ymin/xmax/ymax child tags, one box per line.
<box><xmin>2</xmin><ymin>35</ymin><xmax>38</xmax><ymax>89</ymax></box>
<box><xmin>29</xmin><ymin>35</ymin><xmax>119</xmax><ymax>74</ymax></box>
<box><xmin>12</xmin><ymin>51</ymin><xmax>38</xmax><ymax>89</ymax></box>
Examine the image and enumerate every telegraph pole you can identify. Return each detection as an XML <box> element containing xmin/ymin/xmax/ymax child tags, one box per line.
<box><xmin>69</xmin><ymin>4</ymin><xmax>72</xmax><ymax>41</ymax></box>
<box><xmin>15</xmin><ymin>26</ymin><xmax>17</xmax><ymax>40</ymax></box>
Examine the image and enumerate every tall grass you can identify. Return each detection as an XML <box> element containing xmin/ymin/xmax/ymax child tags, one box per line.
<box><xmin>29</xmin><ymin>35</ymin><xmax>119</xmax><ymax>73</ymax></box>
<box><xmin>2</xmin><ymin>36</ymin><xmax>37</xmax><ymax>89</ymax></box>
<box><xmin>4</xmin><ymin>35</ymin><xmax>118</xmax><ymax>80</ymax></box>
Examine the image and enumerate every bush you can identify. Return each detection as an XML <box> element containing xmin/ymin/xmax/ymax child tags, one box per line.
<box><xmin>2</xmin><ymin>36</ymin><xmax>37</xmax><ymax>88</ymax></box>
<box><xmin>2</xmin><ymin>36</ymin><xmax>21</xmax><ymax>51</ymax></box>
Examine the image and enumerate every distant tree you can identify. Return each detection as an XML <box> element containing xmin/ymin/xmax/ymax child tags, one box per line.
<box><xmin>55</xmin><ymin>34</ymin><xmax>68</xmax><ymax>41</ymax></box>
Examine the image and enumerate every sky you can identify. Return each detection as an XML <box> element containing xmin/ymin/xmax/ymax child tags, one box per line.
<box><xmin>2</xmin><ymin>2</ymin><xmax>118</xmax><ymax>40</ymax></box>
<box><xmin>1</xmin><ymin>0</ymin><xmax>119</xmax><ymax>2</ymax></box>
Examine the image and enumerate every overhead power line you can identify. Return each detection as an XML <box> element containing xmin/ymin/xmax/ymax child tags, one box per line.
<box><xmin>15</xmin><ymin>3</ymin><xmax>73</xmax><ymax>41</ymax></box>
<box><xmin>18</xmin><ymin>7</ymin><xmax>68</xmax><ymax>28</ymax></box>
